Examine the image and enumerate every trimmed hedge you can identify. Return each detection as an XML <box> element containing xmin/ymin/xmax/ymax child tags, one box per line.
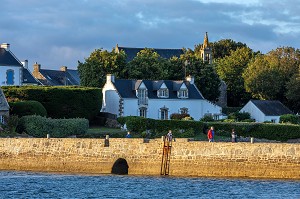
<box><xmin>2</xmin><ymin>86</ymin><xmax>101</xmax><ymax>120</ymax></box>
<box><xmin>9</xmin><ymin>100</ymin><xmax>47</xmax><ymax>117</ymax></box>
<box><xmin>18</xmin><ymin>115</ymin><xmax>89</xmax><ymax>138</ymax></box>
<box><xmin>117</xmin><ymin>116</ymin><xmax>204</xmax><ymax>138</ymax></box>
<box><xmin>119</xmin><ymin>116</ymin><xmax>300</xmax><ymax>141</ymax></box>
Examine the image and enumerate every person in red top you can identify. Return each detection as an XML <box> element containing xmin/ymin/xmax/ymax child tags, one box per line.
<box><xmin>207</xmin><ymin>126</ymin><xmax>214</xmax><ymax>142</ymax></box>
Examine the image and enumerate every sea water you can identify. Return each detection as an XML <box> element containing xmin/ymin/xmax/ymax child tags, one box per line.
<box><xmin>0</xmin><ymin>171</ymin><xmax>299</xmax><ymax>199</ymax></box>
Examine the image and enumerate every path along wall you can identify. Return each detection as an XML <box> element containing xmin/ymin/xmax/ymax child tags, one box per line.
<box><xmin>0</xmin><ymin>138</ymin><xmax>299</xmax><ymax>179</ymax></box>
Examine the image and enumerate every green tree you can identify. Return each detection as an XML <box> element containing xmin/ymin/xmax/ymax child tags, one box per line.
<box><xmin>286</xmin><ymin>69</ymin><xmax>300</xmax><ymax>113</ymax></box>
<box><xmin>78</xmin><ymin>48</ymin><xmax>126</xmax><ymax>87</ymax></box>
<box><xmin>244</xmin><ymin>47</ymin><xmax>300</xmax><ymax>103</ymax></box>
<box><xmin>180</xmin><ymin>50</ymin><xmax>220</xmax><ymax>101</ymax></box>
<box><xmin>216</xmin><ymin>47</ymin><xmax>253</xmax><ymax>106</ymax></box>
<box><xmin>125</xmin><ymin>48</ymin><xmax>168</xmax><ymax>80</ymax></box>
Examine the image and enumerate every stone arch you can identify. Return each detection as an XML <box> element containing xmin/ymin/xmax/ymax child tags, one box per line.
<box><xmin>111</xmin><ymin>158</ymin><xmax>129</xmax><ymax>175</ymax></box>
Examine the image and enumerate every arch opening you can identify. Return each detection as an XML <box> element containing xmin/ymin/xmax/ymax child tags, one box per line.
<box><xmin>111</xmin><ymin>158</ymin><xmax>129</xmax><ymax>175</ymax></box>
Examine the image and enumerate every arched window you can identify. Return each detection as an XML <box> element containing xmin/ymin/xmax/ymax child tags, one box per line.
<box><xmin>6</xmin><ymin>70</ymin><xmax>14</xmax><ymax>85</ymax></box>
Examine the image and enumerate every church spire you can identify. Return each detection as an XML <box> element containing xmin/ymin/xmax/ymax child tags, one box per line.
<box><xmin>203</xmin><ymin>32</ymin><xmax>209</xmax><ymax>48</ymax></box>
<box><xmin>200</xmin><ymin>32</ymin><xmax>212</xmax><ymax>64</ymax></box>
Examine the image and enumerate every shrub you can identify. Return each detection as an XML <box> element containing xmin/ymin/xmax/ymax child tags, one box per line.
<box><xmin>3</xmin><ymin>86</ymin><xmax>101</xmax><ymax>120</ymax></box>
<box><xmin>18</xmin><ymin>115</ymin><xmax>89</xmax><ymax>137</ymax></box>
<box><xmin>9</xmin><ymin>100</ymin><xmax>47</xmax><ymax>117</ymax></box>
<box><xmin>280</xmin><ymin>114</ymin><xmax>300</xmax><ymax>124</ymax></box>
<box><xmin>170</xmin><ymin>113</ymin><xmax>190</xmax><ymax>120</ymax></box>
<box><xmin>228</xmin><ymin>112</ymin><xmax>250</xmax><ymax>121</ymax></box>
<box><xmin>200</xmin><ymin>115</ymin><xmax>214</xmax><ymax>122</ymax></box>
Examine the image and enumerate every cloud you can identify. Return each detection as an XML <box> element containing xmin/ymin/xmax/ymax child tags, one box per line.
<box><xmin>0</xmin><ymin>0</ymin><xmax>299</xmax><ymax>70</ymax></box>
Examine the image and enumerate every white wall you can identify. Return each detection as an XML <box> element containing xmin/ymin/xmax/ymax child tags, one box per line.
<box><xmin>0</xmin><ymin>66</ymin><xmax>22</xmax><ymax>86</ymax></box>
<box><xmin>121</xmin><ymin>98</ymin><xmax>222</xmax><ymax>120</ymax></box>
<box><xmin>240</xmin><ymin>101</ymin><xmax>261</xmax><ymax>122</ymax></box>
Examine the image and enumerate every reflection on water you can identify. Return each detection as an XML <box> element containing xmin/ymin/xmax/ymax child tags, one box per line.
<box><xmin>0</xmin><ymin>171</ymin><xmax>299</xmax><ymax>199</ymax></box>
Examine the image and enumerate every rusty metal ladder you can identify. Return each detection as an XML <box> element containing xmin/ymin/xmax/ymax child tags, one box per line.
<box><xmin>160</xmin><ymin>136</ymin><xmax>172</xmax><ymax>175</ymax></box>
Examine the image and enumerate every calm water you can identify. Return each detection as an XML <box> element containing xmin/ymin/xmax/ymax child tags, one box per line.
<box><xmin>0</xmin><ymin>171</ymin><xmax>299</xmax><ymax>199</ymax></box>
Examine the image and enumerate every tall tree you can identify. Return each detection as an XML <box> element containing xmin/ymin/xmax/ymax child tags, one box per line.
<box><xmin>243</xmin><ymin>47</ymin><xmax>300</xmax><ymax>103</ymax></box>
<box><xmin>286</xmin><ymin>68</ymin><xmax>300</xmax><ymax>113</ymax></box>
<box><xmin>216</xmin><ymin>47</ymin><xmax>253</xmax><ymax>106</ymax></box>
<box><xmin>125</xmin><ymin>48</ymin><xmax>168</xmax><ymax>80</ymax></box>
<box><xmin>78</xmin><ymin>49</ymin><xmax>126</xmax><ymax>87</ymax></box>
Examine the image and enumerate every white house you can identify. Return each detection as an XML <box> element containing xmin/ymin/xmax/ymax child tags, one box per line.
<box><xmin>101</xmin><ymin>74</ymin><xmax>222</xmax><ymax>120</ymax></box>
<box><xmin>0</xmin><ymin>43</ymin><xmax>38</xmax><ymax>86</ymax></box>
<box><xmin>240</xmin><ymin>100</ymin><xmax>293</xmax><ymax>123</ymax></box>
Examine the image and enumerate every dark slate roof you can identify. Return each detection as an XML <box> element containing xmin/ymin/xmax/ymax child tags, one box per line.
<box><xmin>39</xmin><ymin>69</ymin><xmax>80</xmax><ymax>86</ymax></box>
<box><xmin>67</xmin><ymin>69</ymin><xmax>80</xmax><ymax>84</ymax></box>
<box><xmin>117</xmin><ymin>47</ymin><xmax>184</xmax><ymax>62</ymax></box>
<box><xmin>0</xmin><ymin>48</ymin><xmax>23</xmax><ymax>67</ymax></box>
<box><xmin>113</xmin><ymin>79</ymin><xmax>204</xmax><ymax>99</ymax></box>
<box><xmin>251</xmin><ymin>100</ymin><xmax>293</xmax><ymax>116</ymax></box>
<box><xmin>22</xmin><ymin>68</ymin><xmax>39</xmax><ymax>84</ymax></box>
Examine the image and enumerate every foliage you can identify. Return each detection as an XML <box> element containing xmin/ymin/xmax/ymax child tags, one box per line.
<box><xmin>9</xmin><ymin>100</ymin><xmax>47</xmax><ymax>117</ymax></box>
<box><xmin>2</xmin><ymin>86</ymin><xmax>101</xmax><ymax>120</ymax></box>
<box><xmin>286</xmin><ymin>69</ymin><xmax>300</xmax><ymax>113</ymax></box>
<box><xmin>216</xmin><ymin>47</ymin><xmax>253</xmax><ymax>106</ymax></box>
<box><xmin>2</xmin><ymin>115</ymin><xmax>19</xmax><ymax>134</ymax></box>
<box><xmin>200</xmin><ymin>115</ymin><xmax>215</xmax><ymax>122</ymax></box>
<box><xmin>78</xmin><ymin>48</ymin><xmax>127</xmax><ymax>87</ymax></box>
<box><xmin>244</xmin><ymin>47</ymin><xmax>300</xmax><ymax>105</ymax></box>
<box><xmin>228</xmin><ymin>112</ymin><xmax>250</xmax><ymax>121</ymax></box>
<box><xmin>170</xmin><ymin>113</ymin><xmax>190</xmax><ymax>120</ymax></box>
<box><xmin>222</xmin><ymin>107</ymin><xmax>241</xmax><ymax>115</ymax></box>
<box><xmin>126</xmin><ymin>48</ymin><xmax>168</xmax><ymax>80</ymax></box>
<box><xmin>18</xmin><ymin>115</ymin><xmax>89</xmax><ymax>138</ymax></box>
<box><xmin>279</xmin><ymin>114</ymin><xmax>300</xmax><ymax>124</ymax></box>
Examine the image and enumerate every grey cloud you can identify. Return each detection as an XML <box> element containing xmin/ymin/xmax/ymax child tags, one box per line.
<box><xmin>0</xmin><ymin>0</ymin><xmax>299</xmax><ymax>69</ymax></box>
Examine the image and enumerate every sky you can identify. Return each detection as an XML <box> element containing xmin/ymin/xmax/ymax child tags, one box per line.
<box><xmin>1</xmin><ymin>0</ymin><xmax>300</xmax><ymax>71</ymax></box>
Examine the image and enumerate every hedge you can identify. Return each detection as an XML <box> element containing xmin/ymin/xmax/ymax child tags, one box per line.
<box><xmin>2</xmin><ymin>86</ymin><xmax>102</xmax><ymax>120</ymax></box>
<box><xmin>119</xmin><ymin>116</ymin><xmax>300</xmax><ymax>141</ymax></box>
<box><xmin>9</xmin><ymin>100</ymin><xmax>47</xmax><ymax>117</ymax></box>
<box><xmin>18</xmin><ymin>115</ymin><xmax>89</xmax><ymax>138</ymax></box>
<box><xmin>117</xmin><ymin>116</ymin><xmax>204</xmax><ymax>138</ymax></box>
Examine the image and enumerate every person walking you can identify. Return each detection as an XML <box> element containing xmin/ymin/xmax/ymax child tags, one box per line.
<box><xmin>166</xmin><ymin>130</ymin><xmax>173</xmax><ymax>142</ymax></box>
<box><xmin>231</xmin><ymin>129</ymin><xmax>237</xmax><ymax>143</ymax></box>
<box><xmin>207</xmin><ymin>126</ymin><xmax>215</xmax><ymax>142</ymax></box>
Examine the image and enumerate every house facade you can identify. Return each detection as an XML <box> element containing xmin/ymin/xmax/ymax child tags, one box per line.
<box><xmin>32</xmin><ymin>62</ymin><xmax>80</xmax><ymax>86</ymax></box>
<box><xmin>240</xmin><ymin>100</ymin><xmax>293</xmax><ymax>123</ymax></box>
<box><xmin>0</xmin><ymin>43</ymin><xmax>39</xmax><ymax>86</ymax></box>
<box><xmin>0</xmin><ymin>87</ymin><xmax>9</xmax><ymax>124</ymax></box>
<box><xmin>101</xmin><ymin>74</ymin><xmax>222</xmax><ymax>120</ymax></box>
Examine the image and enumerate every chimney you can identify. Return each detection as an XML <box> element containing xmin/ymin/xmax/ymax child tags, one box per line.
<box><xmin>186</xmin><ymin>75</ymin><xmax>194</xmax><ymax>84</ymax></box>
<box><xmin>1</xmin><ymin>43</ymin><xmax>10</xmax><ymax>51</ymax></box>
<box><xmin>60</xmin><ymin>66</ymin><xmax>67</xmax><ymax>72</ymax></box>
<box><xmin>33</xmin><ymin>62</ymin><xmax>41</xmax><ymax>77</ymax></box>
<box><xmin>107</xmin><ymin>74</ymin><xmax>115</xmax><ymax>83</ymax></box>
<box><xmin>21</xmin><ymin>60</ymin><xmax>29</xmax><ymax>69</ymax></box>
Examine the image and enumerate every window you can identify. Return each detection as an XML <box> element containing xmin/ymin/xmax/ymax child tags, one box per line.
<box><xmin>180</xmin><ymin>108</ymin><xmax>188</xmax><ymax>114</ymax></box>
<box><xmin>137</xmin><ymin>89</ymin><xmax>148</xmax><ymax>105</ymax></box>
<box><xmin>6</xmin><ymin>70</ymin><xmax>14</xmax><ymax>85</ymax></box>
<box><xmin>160</xmin><ymin>107</ymin><xmax>169</xmax><ymax>120</ymax></box>
<box><xmin>178</xmin><ymin>89</ymin><xmax>188</xmax><ymax>98</ymax></box>
<box><xmin>139</xmin><ymin>107</ymin><xmax>147</xmax><ymax>118</ymax></box>
<box><xmin>0</xmin><ymin>115</ymin><xmax>4</xmax><ymax>124</ymax></box>
<box><xmin>271</xmin><ymin>119</ymin><xmax>276</xmax><ymax>123</ymax></box>
<box><xmin>158</xmin><ymin>89</ymin><xmax>169</xmax><ymax>98</ymax></box>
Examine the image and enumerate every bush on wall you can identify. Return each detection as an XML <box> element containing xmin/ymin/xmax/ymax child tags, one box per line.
<box><xmin>2</xmin><ymin>86</ymin><xmax>101</xmax><ymax>120</ymax></box>
<box><xmin>9</xmin><ymin>100</ymin><xmax>47</xmax><ymax>117</ymax></box>
<box><xmin>18</xmin><ymin>115</ymin><xmax>89</xmax><ymax>138</ymax></box>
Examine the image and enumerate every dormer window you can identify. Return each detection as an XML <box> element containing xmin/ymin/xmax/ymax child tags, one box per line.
<box><xmin>158</xmin><ymin>89</ymin><xmax>169</xmax><ymax>98</ymax></box>
<box><xmin>178</xmin><ymin>89</ymin><xmax>188</xmax><ymax>98</ymax></box>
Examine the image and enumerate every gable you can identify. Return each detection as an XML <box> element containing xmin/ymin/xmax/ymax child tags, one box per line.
<box><xmin>0</xmin><ymin>48</ymin><xmax>23</xmax><ymax>67</ymax></box>
<box><xmin>0</xmin><ymin>88</ymin><xmax>9</xmax><ymax>111</ymax></box>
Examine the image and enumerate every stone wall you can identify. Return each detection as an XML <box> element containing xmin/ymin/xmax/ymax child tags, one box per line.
<box><xmin>0</xmin><ymin>138</ymin><xmax>299</xmax><ymax>179</ymax></box>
